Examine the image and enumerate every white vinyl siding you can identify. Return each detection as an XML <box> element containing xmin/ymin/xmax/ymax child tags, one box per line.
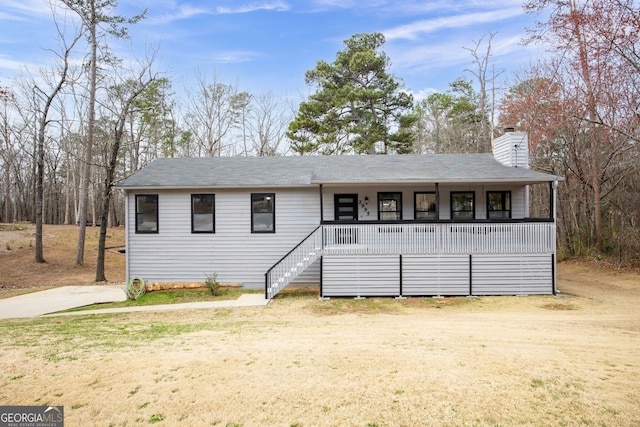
<box><xmin>322</xmin><ymin>255</ymin><xmax>400</xmax><ymax>297</ymax></box>
<box><xmin>319</xmin><ymin>254</ymin><xmax>553</xmax><ymax>297</ymax></box>
<box><xmin>402</xmin><ymin>255</ymin><xmax>470</xmax><ymax>296</ymax></box>
<box><xmin>493</xmin><ymin>132</ymin><xmax>529</xmax><ymax>169</ymax></box>
<box><xmin>471</xmin><ymin>254</ymin><xmax>553</xmax><ymax>295</ymax></box>
<box><xmin>126</xmin><ymin>188</ymin><xmax>320</xmax><ymax>289</ymax></box>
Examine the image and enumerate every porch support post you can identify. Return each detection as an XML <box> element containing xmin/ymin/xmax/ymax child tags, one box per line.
<box><xmin>319</xmin><ymin>184</ymin><xmax>324</xmax><ymax>222</ymax></box>
<box><xmin>551</xmin><ymin>254</ymin><xmax>556</xmax><ymax>295</ymax></box>
<box><xmin>549</xmin><ymin>181</ymin><xmax>554</xmax><ymax>219</ymax></box>
<box><xmin>399</xmin><ymin>254</ymin><xmax>403</xmax><ymax>297</ymax></box>
<box><xmin>435</xmin><ymin>183</ymin><xmax>440</xmax><ymax>220</ymax></box>
<box><xmin>319</xmin><ymin>255</ymin><xmax>323</xmax><ymax>298</ymax></box>
<box><xmin>469</xmin><ymin>254</ymin><xmax>473</xmax><ymax>296</ymax></box>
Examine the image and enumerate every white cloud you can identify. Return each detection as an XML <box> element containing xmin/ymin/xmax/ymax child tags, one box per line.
<box><xmin>384</xmin><ymin>7</ymin><xmax>525</xmax><ymax>40</ymax></box>
<box><xmin>0</xmin><ymin>54</ymin><xmax>33</xmax><ymax>72</ymax></box>
<box><xmin>150</xmin><ymin>5</ymin><xmax>212</xmax><ymax>25</ymax></box>
<box><xmin>150</xmin><ymin>1</ymin><xmax>289</xmax><ymax>24</ymax></box>
<box><xmin>390</xmin><ymin>33</ymin><xmax>540</xmax><ymax>73</ymax></box>
<box><xmin>0</xmin><ymin>0</ymin><xmax>52</xmax><ymax>20</ymax></box>
<box><xmin>406</xmin><ymin>87</ymin><xmax>438</xmax><ymax>101</ymax></box>
<box><xmin>308</xmin><ymin>0</ymin><xmax>526</xmax><ymax>16</ymax></box>
<box><xmin>313</xmin><ymin>0</ymin><xmax>387</xmax><ymax>10</ymax></box>
<box><xmin>216</xmin><ymin>1</ymin><xmax>290</xmax><ymax>14</ymax></box>
<box><xmin>390</xmin><ymin>42</ymin><xmax>471</xmax><ymax>72</ymax></box>
<box><xmin>211</xmin><ymin>50</ymin><xmax>263</xmax><ymax>63</ymax></box>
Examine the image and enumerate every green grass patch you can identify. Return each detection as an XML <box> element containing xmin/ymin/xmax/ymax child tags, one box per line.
<box><xmin>0</xmin><ymin>223</ymin><xmax>25</xmax><ymax>231</ymax></box>
<box><xmin>531</xmin><ymin>378</ymin><xmax>544</xmax><ymax>388</ymax></box>
<box><xmin>149</xmin><ymin>414</ymin><xmax>164</xmax><ymax>423</ymax></box>
<box><xmin>311</xmin><ymin>297</ymin><xmax>402</xmax><ymax>315</ymax></box>
<box><xmin>273</xmin><ymin>287</ymin><xmax>319</xmax><ymax>300</ymax></box>
<box><xmin>0</xmin><ymin>312</ymin><xmax>254</xmax><ymax>362</ymax></box>
<box><xmin>65</xmin><ymin>288</ymin><xmax>261</xmax><ymax>312</ymax></box>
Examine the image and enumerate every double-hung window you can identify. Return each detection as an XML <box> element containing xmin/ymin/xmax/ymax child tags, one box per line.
<box><xmin>191</xmin><ymin>194</ymin><xmax>215</xmax><ymax>233</ymax></box>
<box><xmin>251</xmin><ymin>193</ymin><xmax>275</xmax><ymax>233</ymax></box>
<box><xmin>487</xmin><ymin>191</ymin><xmax>511</xmax><ymax>219</ymax></box>
<box><xmin>378</xmin><ymin>192</ymin><xmax>402</xmax><ymax>221</ymax></box>
<box><xmin>450</xmin><ymin>192</ymin><xmax>475</xmax><ymax>220</ymax></box>
<box><xmin>414</xmin><ymin>192</ymin><xmax>437</xmax><ymax>220</ymax></box>
<box><xmin>135</xmin><ymin>194</ymin><xmax>158</xmax><ymax>233</ymax></box>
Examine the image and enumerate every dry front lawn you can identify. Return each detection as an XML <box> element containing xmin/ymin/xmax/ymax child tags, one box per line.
<box><xmin>0</xmin><ymin>224</ymin><xmax>639</xmax><ymax>426</ymax></box>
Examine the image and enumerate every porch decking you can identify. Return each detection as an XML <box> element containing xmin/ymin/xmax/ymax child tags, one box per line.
<box><xmin>265</xmin><ymin>221</ymin><xmax>556</xmax><ymax>299</ymax></box>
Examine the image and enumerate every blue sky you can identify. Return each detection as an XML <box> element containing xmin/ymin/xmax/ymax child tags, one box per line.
<box><xmin>1</xmin><ymin>0</ymin><xmax>547</xmax><ymax>101</ymax></box>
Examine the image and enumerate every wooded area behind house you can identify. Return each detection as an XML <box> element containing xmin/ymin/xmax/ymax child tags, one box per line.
<box><xmin>1</xmin><ymin>0</ymin><xmax>638</xmax><ymax>273</ymax></box>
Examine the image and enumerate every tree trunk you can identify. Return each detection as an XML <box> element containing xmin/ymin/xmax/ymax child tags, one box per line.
<box><xmin>95</xmin><ymin>185</ymin><xmax>111</xmax><ymax>282</ymax></box>
<box><xmin>96</xmin><ymin>73</ymin><xmax>154</xmax><ymax>281</ymax></box>
<box><xmin>593</xmin><ymin>169</ymin><xmax>603</xmax><ymax>253</ymax></box>
<box><xmin>3</xmin><ymin>160</ymin><xmax>11</xmax><ymax>222</ymax></box>
<box><xmin>570</xmin><ymin>0</ymin><xmax>604</xmax><ymax>255</ymax></box>
<box><xmin>35</xmin><ymin>127</ymin><xmax>45</xmax><ymax>263</ymax></box>
<box><xmin>76</xmin><ymin>6</ymin><xmax>97</xmax><ymax>266</ymax></box>
<box><xmin>64</xmin><ymin>152</ymin><xmax>70</xmax><ymax>224</ymax></box>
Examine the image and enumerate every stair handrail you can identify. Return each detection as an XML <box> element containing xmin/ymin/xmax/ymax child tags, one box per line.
<box><xmin>265</xmin><ymin>225</ymin><xmax>323</xmax><ymax>299</ymax></box>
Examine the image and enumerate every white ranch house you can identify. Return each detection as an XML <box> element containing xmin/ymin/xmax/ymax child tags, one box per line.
<box><xmin>116</xmin><ymin>132</ymin><xmax>562</xmax><ymax>299</ymax></box>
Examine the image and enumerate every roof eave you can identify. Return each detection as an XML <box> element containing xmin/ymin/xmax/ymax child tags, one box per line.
<box><xmin>114</xmin><ymin>184</ymin><xmax>313</xmax><ymax>191</ymax></box>
<box><xmin>312</xmin><ymin>178</ymin><xmax>561</xmax><ymax>185</ymax></box>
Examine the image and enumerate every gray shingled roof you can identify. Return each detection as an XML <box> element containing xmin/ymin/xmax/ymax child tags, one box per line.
<box><xmin>115</xmin><ymin>154</ymin><xmax>561</xmax><ymax>189</ymax></box>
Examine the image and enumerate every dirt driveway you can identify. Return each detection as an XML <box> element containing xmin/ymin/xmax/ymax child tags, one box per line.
<box><xmin>0</xmin><ymin>224</ymin><xmax>638</xmax><ymax>426</ymax></box>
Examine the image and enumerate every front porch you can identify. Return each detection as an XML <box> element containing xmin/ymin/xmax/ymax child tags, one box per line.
<box><xmin>265</xmin><ymin>221</ymin><xmax>556</xmax><ymax>299</ymax></box>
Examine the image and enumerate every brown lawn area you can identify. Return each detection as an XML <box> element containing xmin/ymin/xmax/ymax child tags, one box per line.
<box><xmin>0</xmin><ymin>223</ymin><xmax>126</xmax><ymax>295</ymax></box>
<box><xmin>0</xmin><ymin>224</ymin><xmax>639</xmax><ymax>426</ymax></box>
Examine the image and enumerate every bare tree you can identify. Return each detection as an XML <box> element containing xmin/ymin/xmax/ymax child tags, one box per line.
<box><xmin>463</xmin><ymin>32</ymin><xmax>504</xmax><ymax>152</ymax></box>
<box><xmin>185</xmin><ymin>71</ymin><xmax>241</xmax><ymax>157</ymax></box>
<box><xmin>61</xmin><ymin>0</ymin><xmax>146</xmax><ymax>266</ymax></box>
<box><xmin>249</xmin><ymin>91</ymin><xmax>291</xmax><ymax>156</ymax></box>
<box><xmin>0</xmin><ymin>86</ymin><xmax>17</xmax><ymax>223</ymax></box>
<box><xmin>29</xmin><ymin>11</ymin><xmax>82</xmax><ymax>262</ymax></box>
<box><xmin>95</xmin><ymin>62</ymin><xmax>156</xmax><ymax>282</ymax></box>
<box><xmin>524</xmin><ymin>0</ymin><xmax>640</xmax><ymax>254</ymax></box>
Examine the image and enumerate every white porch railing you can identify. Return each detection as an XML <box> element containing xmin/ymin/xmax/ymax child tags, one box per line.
<box><xmin>322</xmin><ymin>222</ymin><xmax>556</xmax><ymax>255</ymax></box>
<box><xmin>266</xmin><ymin>222</ymin><xmax>555</xmax><ymax>298</ymax></box>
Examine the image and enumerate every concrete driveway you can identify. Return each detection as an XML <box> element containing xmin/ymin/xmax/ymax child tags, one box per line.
<box><xmin>0</xmin><ymin>285</ymin><xmax>126</xmax><ymax>319</ymax></box>
<box><xmin>0</xmin><ymin>286</ymin><xmax>270</xmax><ymax>319</ymax></box>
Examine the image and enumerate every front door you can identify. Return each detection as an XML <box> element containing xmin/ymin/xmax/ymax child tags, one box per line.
<box><xmin>334</xmin><ymin>194</ymin><xmax>358</xmax><ymax>221</ymax></box>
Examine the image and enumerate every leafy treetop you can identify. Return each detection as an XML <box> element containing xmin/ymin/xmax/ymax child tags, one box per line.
<box><xmin>287</xmin><ymin>32</ymin><xmax>416</xmax><ymax>155</ymax></box>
